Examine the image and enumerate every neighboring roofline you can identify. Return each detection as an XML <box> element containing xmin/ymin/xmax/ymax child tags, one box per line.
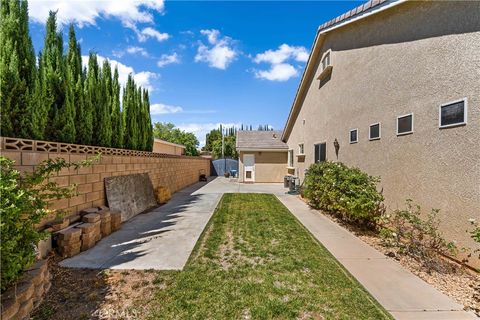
<box><xmin>153</xmin><ymin>138</ymin><xmax>186</xmax><ymax>149</ymax></box>
<box><xmin>236</xmin><ymin>148</ymin><xmax>289</xmax><ymax>152</ymax></box>
<box><xmin>281</xmin><ymin>0</ymin><xmax>407</xmax><ymax>142</ymax></box>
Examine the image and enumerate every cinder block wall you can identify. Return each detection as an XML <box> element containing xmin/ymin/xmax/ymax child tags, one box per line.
<box><xmin>0</xmin><ymin>137</ymin><xmax>211</xmax><ymax>227</ymax></box>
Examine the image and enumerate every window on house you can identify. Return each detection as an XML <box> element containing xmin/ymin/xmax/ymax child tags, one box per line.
<box><xmin>439</xmin><ymin>98</ymin><xmax>467</xmax><ymax>128</ymax></box>
<box><xmin>288</xmin><ymin>149</ymin><xmax>294</xmax><ymax>167</ymax></box>
<box><xmin>321</xmin><ymin>51</ymin><xmax>330</xmax><ymax>71</ymax></box>
<box><xmin>369</xmin><ymin>123</ymin><xmax>381</xmax><ymax>140</ymax></box>
<box><xmin>314</xmin><ymin>143</ymin><xmax>326</xmax><ymax>162</ymax></box>
<box><xmin>298</xmin><ymin>143</ymin><xmax>304</xmax><ymax>155</ymax></box>
<box><xmin>397</xmin><ymin>113</ymin><xmax>413</xmax><ymax>135</ymax></box>
<box><xmin>349</xmin><ymin>129</ymin><xmax>358</xmax><ymax>144</ymax></box>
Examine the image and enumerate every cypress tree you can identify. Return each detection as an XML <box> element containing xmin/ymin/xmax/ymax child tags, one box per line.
<box><xmin>40</xmin><ymin>11</ymin><xmax>66</xmax><ymax>141</ymax></box>
<box><xmin>123</xmin><ymin>75</ymin><xmax>138</xmax><ymax>150</ymax></box>
<box><xmin>143</xmin><ymin>89</ymin><xmax>153</xmax><ymax>152</ymax></box>
<box><xmin>136</xmin><ymin>86</ymin><xmax>145</xmax><ymax>150</ymax></box>
<box><xmin>110</xmin><ymin>67</ymin><xmax>123</xmax><ymax>148</ymax></box>
<box><xmin>0</xmin><ymin>0</ymin><xmax>37</xmax><ymax>139</ymax></box>
<box><xmin>85</xmin><ymin>52</ymin><xmax>100</xmax><ymax>145</ymax></box>
<box><xmin>60</xmin><ymin>70</ymin><xmax>76</xmax><ymax>143</ymax></box>
<box><xmin>95</xmin><ymin>59</ymin><xmax>112</xmax><ymax>146</ymax></box>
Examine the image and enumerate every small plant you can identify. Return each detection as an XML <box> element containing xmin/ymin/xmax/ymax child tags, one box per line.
<box><xmin>466</xmin><ymin>218</ymin><xmax>480</xmax><ymax>261</ymax></box>
<box><xmin>380</xmin><ymin>200</ymin><xmax>457</xmax><ymax>272</ymax></box>
<box><xmin>0</xmin><ymin>155</ymin><xmax>97</xmax><ymax>291</ymax></box>
<box><xmin>302</xmin><ymin>161</ymin><xmax>384</xmax><ymax>227</ymax></box>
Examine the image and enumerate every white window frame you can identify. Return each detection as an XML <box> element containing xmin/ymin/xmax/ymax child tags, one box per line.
<box><xmin>321</xmin><ymin>50</ymin><xmax>331</xmax><ymax>72</ymax></box>
<box><xmin>396</xmin><ymin>113</ymin><xmax>414</xmax><ymax>136</ymax></box>
<box><xmin>298</xmin><ymin>143</ymin><xmax>304</xmax><ymax>155</ymax></box>
<box><xmin>288</xmin><ymin>149</ymin><xmax>294</xmax><ymax>168</ymax></box>
<box><xmin>349</xmin><ymin>128</ymin><xmax>358</xmax><ymax>144</ymax></box>
<box><xmin>369</xmin><ymin>122</ymin><xmax>381</xmax><ymax>141</ymax></box>
<box><xmin>439</xmin><ymin>97</ymin><xmax>468</xmax><ymax>129</ymax></box>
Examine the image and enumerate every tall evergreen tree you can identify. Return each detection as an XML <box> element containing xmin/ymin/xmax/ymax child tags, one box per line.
<box><xmin>123</xmin><ymin>74</ymin><xmax>139</xmax><ymax>150</ymax></box>
<box><xmin>0</xmin><ymin>0</ymin><xmax>37</xmax><ymax>139</ymax></box>
<box><xmin>39</xmin><ymin>11</ymin><xmax>66</xmax><ymax>141</ymax></box>
<box><xmin>110</xmin><ymin>67</ymin><xmax>123</xmax><ymax>148</ymax></box>
<box><xmin>143</xmin><ymin>89</ymin><xmax>153</xmax><ymax>151</ymax></box>
<box><xmin>95</xmin><ymin>59</ymin><xmax>112</xmax><ymax>146</ymax></box>
<box><xmin>85</xmin><ymin>52</ymin><xmax>101</xmax><ymax>145</ymax></box>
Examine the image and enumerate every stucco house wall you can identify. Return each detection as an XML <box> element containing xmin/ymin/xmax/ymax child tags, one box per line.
<box><xmin>238</xmin><ymin>151</ymin><xmax>287</xmax><ymax>183</ymax></box>
<box><xmin>284</xmin><ymin>1</ymin><xmax>480</xmax><ymax>263</ymax></box>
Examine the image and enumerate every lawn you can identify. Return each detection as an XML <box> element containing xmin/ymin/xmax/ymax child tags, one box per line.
<box><xmin>148</xmin><ymin>193</ymin><xmax>392</xmax><ymax>319</ymax></box>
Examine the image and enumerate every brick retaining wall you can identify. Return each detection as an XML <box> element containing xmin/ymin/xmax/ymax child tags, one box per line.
<box><xmin>0</xmin><ymin>137</ymin><xmax>211</xmax><ymax>227</ymax></box>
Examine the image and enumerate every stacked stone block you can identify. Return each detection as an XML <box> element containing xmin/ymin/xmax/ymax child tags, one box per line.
<box><xmin>98</xmin><ymin>206</ymin><xmax>112</xmax><ymax>236</ymax></box>
<box><xmin>111</xmin><ymin>210</ymin><xmax>122</xmax><ymax>232</ymax></box>
<box><xmin>77</xmin><ymin>214</ymin><xmax>101</xmax><ymax>252</ymax></box>
<box><xmin>0</xmin><ymin>259</ymin><xmax>51</xmax><ymax>320</ymax></box>
<box><xmin>56</xmin><ymin>228</ymin><xmax>82</xmax><ymax>258</ymax></box>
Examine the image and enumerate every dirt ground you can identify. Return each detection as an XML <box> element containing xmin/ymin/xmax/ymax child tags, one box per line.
<box><xmin>32</xmin><ymin>255</ymin><xmax>161</xmax><ymax>320</ymax></box>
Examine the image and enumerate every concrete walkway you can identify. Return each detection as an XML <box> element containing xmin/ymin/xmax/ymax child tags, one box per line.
<box><xmin>60</xmin><ymin>177</ymin><xmax>285</xmax><ymax>270</ymax></box>
<box><xmin>277</xmin><ymin>195</ymin><xmax>478</xmax><ymax>320</ymax></box>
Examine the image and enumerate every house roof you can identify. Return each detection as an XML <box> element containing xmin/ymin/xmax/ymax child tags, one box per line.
<box><xmin>153</xmin><ymin>138</ymin><xmax>186</xmax><ymax>149</ymax></box>
<box><xmin>281</xmin><ymin>0</ymin><xmax>406</xmax><ymax>142</ymax></box>
<box><xmin>236</xmin><ymin>130</ymin><xmax>288</xmax><ymax>150</ymax></box>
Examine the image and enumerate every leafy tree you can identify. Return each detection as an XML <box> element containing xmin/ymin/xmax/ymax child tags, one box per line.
<box><xmin>211</xmin><ymin>135</ymin><xmax>237</xmax><ymax>159</ymax></box>
<box><xmin>153</xmin><ymin>122</ymin><xmax>199</xmax><ymax>156</ymax></box>
<box><xmin>110</xmin><ymin>67</ymin><xmax>123</xmax><ymax>148</ymax></box>
<box><xmin>0</xmin><ymin>0</ymin><xmax>37</xmax><ymax>139</ymax></box>
<box><xmin>204</xmin><ymin>128</ymin><xmax>221</xmax><ymax>152</ymax></box>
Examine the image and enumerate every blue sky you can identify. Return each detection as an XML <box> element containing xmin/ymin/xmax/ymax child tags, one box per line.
<box><xmin>29</xmin><ymin>1</ymin><xmax>361</xmax><ymax>145</ymax></box>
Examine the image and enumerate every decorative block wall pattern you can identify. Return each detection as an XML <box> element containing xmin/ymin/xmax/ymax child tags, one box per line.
<box><xmin>0</xmin><ymin>137</ymin><xmax>211</xmax><ymax>228</ymax></box>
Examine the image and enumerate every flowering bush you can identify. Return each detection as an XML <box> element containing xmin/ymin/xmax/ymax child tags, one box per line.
<box><xmin>302</xmin><ymin>161</ymin><xmax>384</xmax><ymax>227</ymax></box>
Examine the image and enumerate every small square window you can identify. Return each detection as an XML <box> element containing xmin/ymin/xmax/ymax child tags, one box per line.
<box><xmin>349</xmin><ymin>129</ymin><xmax>358</xmax><ymax>144</ymax></box>
<box><xmin>314</xmin><ymin>143</ymin><xmax>326</xmax><ymax>162</ymax></box>
<box><xmin>369</xmin><ymin>123</ymin><xmax>381</xmax><ymax>140</ymax></box>
<box><xmin>321</xmin><ymin>51</ymin><xmax>330</xmax><ymax>71</ymax></box>
<box><xmin>397</xmin><ymin>114</ymin><xmax>413</xmax><ymax>135</ymax></box>
<box><xmin>298</xmin><ymin>143</ymin><xmax>304</xmax><ymax>155</ymax></box>
<box><xmin>439</xmin><ymin>98</ymin><xmax>467</xmax><ymax>128</ymax></box>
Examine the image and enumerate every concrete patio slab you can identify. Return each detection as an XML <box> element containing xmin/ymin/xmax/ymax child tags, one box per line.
<box><xmin>60</xmin><ymin>177</ymin><xmax>288</xmax><ymax>270</ymax></box>
<box><xmin>276</xmin><ymin>195</ymin><xmax>478</xmax><ymax>320</ymax></box>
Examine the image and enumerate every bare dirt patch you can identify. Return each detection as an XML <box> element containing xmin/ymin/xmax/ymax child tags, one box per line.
<box><xmin>32</xmin><ymin>255</ymin><xmax>161</xmax><ymax>320</ymax></box>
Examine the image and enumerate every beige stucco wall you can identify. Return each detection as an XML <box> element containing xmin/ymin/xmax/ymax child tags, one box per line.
<box><xmin>285</xmin><ymin>1</ymin><xmax>480</xmax><ymax>265</ymax></box>
<box><xmin>238</xmin><ymin>151</ymin><xmax>288</xmax><ymax>183</ymax></box>
<box><xmin>153</xmin><ymin>140</ymin><xmax>185</xmax><ymax>155</ymax></box>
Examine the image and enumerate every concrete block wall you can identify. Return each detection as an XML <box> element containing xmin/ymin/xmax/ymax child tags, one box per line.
<box><xmin>0</xmin><ymin>137</ymin><xmax>211</xmax><ymax>227</ymax></box>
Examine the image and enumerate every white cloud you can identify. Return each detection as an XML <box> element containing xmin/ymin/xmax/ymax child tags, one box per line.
<box><xmin>253</xmin><ymin>44</ymin><xmax>309</xmax><ymax>81</ymax></box>
<box><xmin>150</xmin><ymin>103</ymin><xmax>183</xmax><ymax>114</ymax></box>
<box><xmin>137</xmin><ymin>27</ymin><xmax>170</xmax><ymax>42</ymax></box>
<box><xmin>81</xmin><ymin>55</ymin><xmax>158</xmax><ymax>91</ymax></box>
<box><xmin>177</xmin><ymin>122</ymin><xmax>241</xmax><ymax>147</ymax></box>
<box><xmin>126</xmin><ymin>46</ymin><xmax>149</xmax><ymax>57</ymax></box>
<box><xmin>195</xmin><ymin>29</ymin><xmax>238</xmax><ymax>70</ymax></box>
<box><xmin>254</xmin><ymin>63</ymin><xmax>298</xmax><ymax>82</ymax></box>
<box><xmin>29</xmin><ymin>0</ymin><xmax>165</xmax><ymax>27</ymax></box>
<box><xmin>157</xmin><ymin>53</ymin><xmax>180</xmax><ymax>67</ymax></box>
<box><xmin>254</xmin><ymin>44</ymin><xmax>308</xmax><ymax>64</ymax></box>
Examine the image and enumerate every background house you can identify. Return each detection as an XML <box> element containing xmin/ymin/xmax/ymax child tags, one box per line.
<box><xmin>236</xmin><ymin>130</ymin><xmax>288</xmax><ymax>183</ymax></box>
<box><xmin>282</xmin><ymin>0</ymin><xmax>480</xmax><ymax>264</ymax></box>
<box><xmin>152</xmin><ymin>138</ymin><xmax>186</xmax><ymax>156</ymax></box>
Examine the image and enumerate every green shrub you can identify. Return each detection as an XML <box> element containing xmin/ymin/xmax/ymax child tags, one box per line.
<box><xmin>302</xmin><ymin>161</ymin><xmax>384</xmax><ymax>226</ymax></box>
<box><xmin>0</xmin><ymin>156</ymin><xmax>96</xmax><ymax>291</ymax></box>
<box><xmin>380</xmin><ymin>200</ymin><xmax>457</xmax><ymax>272</ymax></box>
